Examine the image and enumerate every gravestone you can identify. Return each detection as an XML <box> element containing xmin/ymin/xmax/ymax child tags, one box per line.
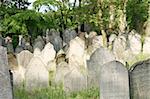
<box><xmin>64</xmin><ymin>69</ymin><xmax>87</xmax><ymax>92</ymax></box>
<box><xmin>128</xmin><ymin>31</ymin><xmax>141</xmax><ymax>54</ymax></box>
<box><xmin>5</xmin><ymin>36</ymin><xmax>14</xmax><ymax>53</ymax></box>
<box><xmin>87</xmin><ymin>47</ymin><xmax>115</xmax><ymax>88</ymax></box>
<box><xmin>0</xmin><ymin>36</ymin><xmax>5</xmax><ymax>46</ymax></box>
<box><xmin>25</xmin><ymin>57</ymin><xmax>49</xmax><ymax>91</ymax></box>
<box><xmin>55</xmin><ymin>62</ymin><xmax>70</xmax><ymax>85</ymax></box>
<box><xmin>113</xmin><ymin>35</ymin><xmax>132</xmax><ymax>63</ymax></box>
<box><xmin>130</xmin><ymin>59</ymin><xmax>150</xmax><ymax>99</ymax></box>
<box><xmin>46</xmin><ymin>29</ymin><xmax>63</xmax><ymax>52</ymax></box>
<box><xmin>0</xmin><ymin>46</ymin><xmax>13</xmax><ymax>99</ymax></box>
<box><xmin>0</xmin><ymin>36</ymin><xmax>3</xmax><ymax>46</ymax></box>
<box><xmin>18</xmin><ymin>35</ymin><xmax>26</xmax><ymax>49</ymax></box>
<box><xmin>143</xmin><ymin>37</ymin><xmax>150</xmax><ymax>54</ymax></box>
<box><xmin>7</xmin><ymin>42</ymin><xmax>14</xmax><ymax>53</ymax></box>
<box><xmin>15</xmin><ymin>46</ymin><xmax>24</xmax><ymax>53</ymax></box>
<box><xmin>33</xmin><ymin>36</ymin><xmax>45</xmax><ymax>51</ymax></box>
<box><xmin>17</xmin><ymin>50</ymin><xmax>33</xmax><ymax>68</ymax></box>
<box><xmin>12</xmin><ymin>66</ymin><xmax>25</xmax><ymax>88</ymax></box>
<box><xmin>67</xmin><ymin>37</ymin><xmax>86</xmax><ymax>71</ymax></box>
<box><xmin>24</xmin><ymin>42</ymin><xmax>33</xmax><ymax>52</ymax></box>
<box><xmin>100</xmin><ymin>61</ymin><xmax>130</xmax><ymax>99</ymax></box>
<box><xmin>108</xmin><ymin>34</ymin><xmax>117</xmax><ymax>50</ymax></box>
<box><xmin>86</xmin><ymin>35</ymin><xmax>103</xmax><ymax>59</ymax></box>
<box><xmin>63</xmin><ymin>29</ymin><xmax>77</xmax><ymax>44</ymax></box>
<box><xmin>41</xmin><ymin>42</ymin><xmax>56</xmax><ymax>67</ymax></box>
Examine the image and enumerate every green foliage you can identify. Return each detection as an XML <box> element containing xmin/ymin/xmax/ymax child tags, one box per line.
<box><xmin>0</xmin><ymin>0</ymin><xmax>149</xmax><ymax>38</ymax></box>
<box><xmin>126</xmin><ymin>0</ymin><xmax>149</xmax><ymax>33</ymax></box>
<box><xmin>14</xmin><ymin>87</ymin><xmax>99</xmax><ymax>99</ymax></box>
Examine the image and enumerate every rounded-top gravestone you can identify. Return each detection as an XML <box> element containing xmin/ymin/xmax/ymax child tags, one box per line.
<box><xmin>100</xmin><ymin>61</ymin><xmax>130</xmax><ymax>99</ymax></box>
<box><xmin>130</xmin><ymin>59</ymin><xmax>150</xmax><ymax>99</ymax></box>
<box><xmin>87</xmin><ymin>47</ymin><xmax>115</xmax><ymax>88</ymax></box>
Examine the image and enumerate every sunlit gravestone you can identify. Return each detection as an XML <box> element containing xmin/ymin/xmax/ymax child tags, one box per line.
<box><xmin>100</xmin><ymin>61</ymin><xmax>130</xmax><ymax>99</ymax></box>
<box><xmin>130</xmin><ymin>59</ymin><xmax>150</xmax><ymax>99</ymax></box>
<box><xmin>0</xmin><ymin>46</ymin><xmax>13</xmax><ymax>99</ymax></box>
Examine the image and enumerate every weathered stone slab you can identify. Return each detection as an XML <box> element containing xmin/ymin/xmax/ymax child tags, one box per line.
<box><xmin>0</xmin><ymin>36</ymin><xmax>5</xmax><ymax>46</ymax></box>
<box><xmin>12</xmin><ymin>66</ymin><xmax>25</xmax><ymax>88</ymax></box>
<box><xmin>0</xmin><ymin>46</ymin><xmax>8</xmax><ymax>65</ymax></box>
<box><xmin>55</xmin><ymin>62</ymin><xmax>70</xmax><ymax>85</ymax></box>
<box><xmin>128</xmin><ymin>31</ymin><xmax>141</xmax><ymax>54</ymax></box>
<box><xmin>7</xmin><ymin>42</ymin><xmax>14</xmax><ymax>53</ymax></box>
<box><xmin>63</xmin><ymin>29</ymin><xmax>77</xmax><ymax>44</ymax></box>
<box><xmin>86</xmin><ymin>35</ymin><xmax>103</xmax><ymax>60</ymax></box>
<box><xmin>67</xmin><ymin>37</ymin><xmax>86</xmax><ymax>71</ymax></box>
<box><xmin>87</xmin><ymin>47</ymin><xmax>115</xmax><ymax>88</ymax></box>
<box><xmin>41</xmin><ymin>42</ymin><xmax>56</xmax><ymax>66</ymax></box>
<box><xmin>46</xmin><ymin>29</ymin><xmax>63</xmax><ymax>52</ymax></box>
<box><xmin>15</xmin><ymin>46</ymin><xmax>24</xmax><ymax>53</ymax></box>
<box><xmin>0</xmin><ymin>46</ymin><xmax>13</xmax><ymax>99</ymax></box>
<box><xmin>130</xmin><ymin>59</ymin><xmax>150</xmax><ymax>99</ymax></box>
<box><xmin>100</xmin><ymin>61</ymin><xmax>130</xmax><ymax>99</ymax></box>
<box><xmin>17</xmin><ymin>50</ymin><xmax>33</xmax><ymax>68</ymax></box>
<box><xmin>25</xmin><ymin>57</ymin><xmax>49</xmax><ymax>91</ymax></box>
<box><xmin>64</xmin><ymin>69</ymin><xmax>87</xmax><ymax>92</ymax></box>
<box><xmin>143</xmin><ymin>37</ymin><xmax>150</xmax><ymax>54</ymax></box>
<box><xmin>33</xmin><ymin>36</ymin><xmax>45</xmax><ymax>51</ymax></box>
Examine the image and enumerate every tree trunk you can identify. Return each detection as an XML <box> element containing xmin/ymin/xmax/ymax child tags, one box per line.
<box><xmin>109</xmin><ymin>3</ymin><xmax>115</xmax><ymax>29</ymax></box>
<box><xmin>97</xmin><ymin>0</ymin><xmax>107</xmax><ymax>47</ymax></box>
<box><xmin>118</xmin><ymin>0</ymin><xmax>128</xmax><ymax>34</ymax></box>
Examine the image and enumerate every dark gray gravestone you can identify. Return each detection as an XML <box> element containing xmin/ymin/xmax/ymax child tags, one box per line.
<box><xmin>130</xmin><ymin>59</ymin><xmax>150</xmax><ymax>99</ymax></box>
<box><xmin>46</xmin><ymin>29</ymin><xmax>63</xmax><ymax>52</ymax></box>
<box><xmin>33</xmin><ymin>36</ymin><xmax>45</xmax><ymax>51</ymax></box>
<box><xmin>7</xmin><ymin>42</ymin><xmax>14</xmax><ymax>53</ymax></box>
<box><xmin>15</xmin><ymin>46</ymin><xmax>24</xmax><ymax>53</ymax></box>
<box><xmin>0</xmin><ymin>36</ymin><xmax>5</xmax><ymax>46</ymax></box>
<box><xmin>87</xmin><ymin>47</ymin><xmax>115</xmax><ymax>88</ymax></box>
<box><xmin>63</xmin><ymin>29</ymin><xmax>77</xmax><ymax>44</ymax></box>
<box><xmin>100</xmin><ymin>61</ymin><xmax>130</xmax><ymax>99</ymax></box>
<box><xmin>0</xmin><ymin>46</ymin><xmax>13</xmax><ymax>99</ymax></box>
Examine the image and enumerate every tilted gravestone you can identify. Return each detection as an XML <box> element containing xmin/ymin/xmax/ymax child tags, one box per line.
<box><xmin>0</xmin><ymin>46</ymin><xmax>13</xmax><ymax>99</ymax></box>
<box><xmin>130</xmin><ymin>59</ymin><xmax>150</xmax><ymax>99</ymax></box>
<box><xmin>100</xmin><ymin>61</ymin><xmax>130</xmax><ymax>99</ymax></box>
<box><xmin>87</xmin><ymin>47</ymin><xmax>115</xmax><ymax>88</ymax></box>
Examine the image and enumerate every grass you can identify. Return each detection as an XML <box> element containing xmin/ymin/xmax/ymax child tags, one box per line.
<box><xmin>14</xmin><ymin>86</ymin><xmax>99</xmax><ymax>99</ymax></box>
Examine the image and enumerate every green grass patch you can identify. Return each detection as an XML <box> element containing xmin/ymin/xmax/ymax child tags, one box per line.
<box><xmin>14</xmin><ymin>86</ymin><xmax>99</xmax><ymax>99</ymax></box>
